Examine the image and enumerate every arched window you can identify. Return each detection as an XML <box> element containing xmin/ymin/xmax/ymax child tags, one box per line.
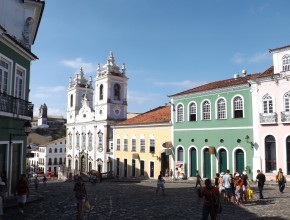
<box><xmin>262</xmin><ymin>94</ymin><xmax>273</xmax><ymax>114</ymax></box>
<box><xmin>114</xmin><ymin>84</ymin><xmax>121</xmax><ymax>100</ymax></box>
<box><xmin>49</xmin><ymin>148</ymin><xmax>52</xmax><ymax>153</ymax></box>
<box><xmin>70</xmin><ymin>94</ymin><xmax>73</xmax><ymax>107</ymax></box>
<box><xmin>59</xmin><ymin>158</ymin><xmax>63</xmax><ymax>165</ymax></box>
<box><xmin>177</xmin><ymin>147</ymin><xmax>184</xmax><ymax>161</ymax></box>
<box><xmin>217</xmin><ymin>98</ymin><xmax>226</xmax><ymax>119</ymax></box>
<box><xmin>54</xmin><ymin>148</ymin><xmax>57</xmax><ymax>153</ymax></box>
<box><xmin>48</xmin><ymin>158</ymin><xmax>52</xmax><ymax>165</ymax></box>
<box><xmin>54</xmin><ymin>158</ymin><xmax>57</xmax><ymax>165</ymax></box>
<box><xmin>60</xmin><ymin>148</ymin><xmax>62</xmax><ymax>153</ymax></box>
<box><xmin>265</xmin><ymin>135</ymin><xmax>276</xmax><ymax>173</ymax></box>
<box><xmin>177</xmin><ymin>104</ymin><xmax>184</xmax><ymax>122</ymax></box>
<box><xmin>189</xmin><ymin>102</ymin><xmax>197</xmax><ymax>121</ymax></box>
<box><xmin>99</xmin><ymin>84</ymin><xmax>103</xmax><ymax>100</ymax></box>
<box><xmin>282</xmin><ymin>54</ymin><xmax>290</xmax><ymax>71</ymax></box>
<box><xmin>233</xmin><ymin>96</ymin><xmax>243</xmax><ymax>118</ymax></box>
<box><xmin>202</xmin><ymin>100</ymin><xmax>211</xmax><ymax>120</ymax></box>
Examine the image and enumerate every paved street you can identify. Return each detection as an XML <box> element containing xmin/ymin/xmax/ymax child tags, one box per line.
<box><xmin>3</xmin><ymin>180</ymin><xmax>290</xmax><ymax>220</ymax></box>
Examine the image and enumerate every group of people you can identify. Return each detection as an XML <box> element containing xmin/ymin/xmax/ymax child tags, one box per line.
<box><xmin>197</xmin><ymin>168</ymin><xmax>287</xmax><ymax>220</ymax></box>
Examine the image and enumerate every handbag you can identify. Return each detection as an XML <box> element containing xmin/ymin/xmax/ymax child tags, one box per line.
<box><xmin>84</xmin><ymin>199</ymin><xmax>91</xmax><ymax>209</ymax></box>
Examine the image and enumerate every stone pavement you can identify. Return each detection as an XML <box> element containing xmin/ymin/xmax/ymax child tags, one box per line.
<box><xmin>2</xmin><ymin>179</ymin><xmax>290</xmax><ymax>220</ymax></box>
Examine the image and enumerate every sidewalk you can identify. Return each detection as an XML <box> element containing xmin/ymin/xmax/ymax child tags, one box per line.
<box><xmin>3</xmin><ymin>186</ymin><xmax>44</xmax><ymax>210</ymax></box>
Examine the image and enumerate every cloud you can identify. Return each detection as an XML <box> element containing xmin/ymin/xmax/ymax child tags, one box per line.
<box><xmin>231</xmin><ymin>51</ymin><xmax>271</xmax><ymax>64</ymax></box>
<box><xmin>248</xmin><ymin>4</ymin><xmax>269</xmax><ymax>15</ymax></box>
<box><xmin>61</xmin><ymin>58</ymin><xmax>96</xmax><ymax>74</ymax></box>
<box><xmin>32</xmin><ymin>86</ymin><xmax>66</xmax><ymax>101</ymax></box>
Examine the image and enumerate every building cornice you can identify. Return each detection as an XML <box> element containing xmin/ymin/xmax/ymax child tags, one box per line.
<box><xmin>0</xmin><ymin>29</ymin><xmax>38</xmax><ymax>61</ymax></box>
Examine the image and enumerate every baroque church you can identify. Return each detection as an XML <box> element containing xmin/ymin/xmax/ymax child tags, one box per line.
<box><xmin>66</xmin><ymin>52</ymin><xmax>128</xmax><ymax>174</ymax></box>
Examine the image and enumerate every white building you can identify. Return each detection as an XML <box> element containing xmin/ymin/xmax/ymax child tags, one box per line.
<box><xmin>28</xmin><ymin>137</ymin><xmax>66</xmax><ymax>176</ymax></box>
<box><xmin>66</xmin><ymin>52</ymin><xmax>128</xmax><ymax>175</ymax></box>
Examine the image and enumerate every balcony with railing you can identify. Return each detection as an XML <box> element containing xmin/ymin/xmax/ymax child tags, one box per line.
<box><xmin>260</xmin><ymin>113</ymin><xmax>278</xmax><ymax>124</ymax></box>
<box><xmin>281</xmin><ymin>111</ymin><xmax>290</xmax><ymax>123</ymax></box>
<box><xmin>0</xmin><ymin>92</ymin><xmax>33</xmax><ymax>118</ymax></box>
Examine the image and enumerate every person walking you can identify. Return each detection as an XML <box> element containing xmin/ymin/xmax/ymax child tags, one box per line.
<box><xmin>199</xmin><ymin>178</ymin><xmax>220</xmax><ymax>220</ymax></box>
<box><xmin>276</xmin><ymin>168</ymin><xmax>286</xmax><ymax>193</ymax></box>
<box><xmin>223</xmin><ymin>170</ymin><xmax>233</xmax><ymax>203</ymax></box>
<box><xmin>34</xmin><ymin>176</ymin><xmax>39</xmax><ymax>191</ymax></box>
<box><xmin>170</xmin><ymin>169</ymin><xmax>173</xmax><ymax>182</ymax></box>
<box><xmin>43</xmin><ymin>175</ymin><xmax>47</xmax><ymax>186</ymax></box>
<box><xmin>16</xmin><ymin>174</ymin><xmax>29</xmax><ymax>214</ymax></box>
<box><xmin>195</xmin><ymin>171</ymin><xmax>202</xmax><ymax>189</ymax></box>
<box><xmin>74</xmin><ymin>176</ymin><xmax>87</xmax><ymax>220</ymax></box>
<box><xmin>256</xmin><ymin>170</ymin><xmax>266</xmax><ymax>199</ymax></box>
<box><xmin>241</xmin><ymin>170</ymin><xmax>250</xmax><ymax>202</ymax></box>
<box><xmin>156</xmin><ymin>171</ymin><xmax>165</xmax><ymax>195</ymax></box>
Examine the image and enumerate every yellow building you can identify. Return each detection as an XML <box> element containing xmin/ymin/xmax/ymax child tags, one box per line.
<box><xmin>113</xmin><ymin>106</ymin><xmax>173</xmax><ymax>179</ymax></box>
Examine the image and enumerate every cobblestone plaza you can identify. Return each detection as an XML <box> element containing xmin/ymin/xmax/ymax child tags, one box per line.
<box><xmin>3</xmin><ymin>180</ymin><xmax>290</xmax><ymax>220</ymax></box>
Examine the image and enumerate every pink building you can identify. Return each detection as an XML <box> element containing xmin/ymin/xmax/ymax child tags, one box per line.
<box><xmin>251</xmin><ymin>45</ymin><xmax>290</xmax><ymax>181</ymax></box>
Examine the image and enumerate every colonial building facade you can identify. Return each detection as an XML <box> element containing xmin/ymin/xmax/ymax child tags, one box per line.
<box><xmin>29</xmin><ymin>137</ymin><xmax>66</xmax><ymax>177</ymax></box>
<box><xmin>168</xmin><ymin>70</ymin><xmax>272</xmax><ymax>180</ymax></box>
<box><xmin>250</xmin><ymin>45</ymin><xmax>290</xmax><ymax>180</ymax></box>
<box><xmin>113</xmin><ymin>106</ymin><xmax>172</xmax><ymax>179</ymax></box>
<box><xmin>66</xmin><ymin>52</ymin><xmax>128</xmax><ymax>175</ymax></box>
<box><xmin>0</xmin><ymin>0</ymin><xmax>44</xmax><ymax>195</ymax></box>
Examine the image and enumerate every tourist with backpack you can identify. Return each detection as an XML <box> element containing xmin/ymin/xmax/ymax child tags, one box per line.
<box><xmin>276</xmin><ymin>168</ymin><xmax>286</xmax><ymax>194</ymax></box>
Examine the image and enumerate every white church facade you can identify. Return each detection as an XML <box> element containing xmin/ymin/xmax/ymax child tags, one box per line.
<box><xmin>66</xmin><ymin>52</ymin><xmax>128</xmax><ymax>175</ymax></box>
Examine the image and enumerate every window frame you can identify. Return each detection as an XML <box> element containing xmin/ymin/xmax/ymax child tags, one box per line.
<box><xmin>0</xmin><ymin>54</ymin><xmax>12</xmax><ymax>95</ymax></box>
<box><xmin>216</xmin><ymin>98</ymin><xmax>227</xmax><ymax>119</ymax></box>
<box><xmin>201</xmin><ymin>100</ymin><xmax>211</xmax><ymax>120</ymax></box>
<box><xmin>176</xmin><ymin>103</ymin><xmax>184</xmax><ymax>122</ymax></box>
<box><xmin>188</xmin><ymin>102</ymin><xmax>197</xmax><ymax>121</ymax></box>
<box><xmin>232</xmin><ymin>95</ymin><xmax>244</xmax><ymax>118</ymax></box>
<box><xmin>14</xmin><ymin>64</ymin><xmax>26</xmax><ymax>99</ymax></box>
<box><xmin>262</xmin><ymin>93</ymin><xmax>274</xmax><ymax>114</ymax></box>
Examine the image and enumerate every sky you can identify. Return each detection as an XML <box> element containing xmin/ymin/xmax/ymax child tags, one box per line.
<box><xmin>30</xmin><ymin>0</ymin><xmax>290</xmax><ymax>118</ymax></box>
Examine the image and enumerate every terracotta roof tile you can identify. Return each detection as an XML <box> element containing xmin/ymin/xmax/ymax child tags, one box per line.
<box><xmin>169</xmin><ymin>66</ymin><xmax>274</xmax><ymax>97</ymax></box>
<box><xmin>115</xmin><ymin>106</ymin><xmax>171</xmax><ymax>126</ymax></box>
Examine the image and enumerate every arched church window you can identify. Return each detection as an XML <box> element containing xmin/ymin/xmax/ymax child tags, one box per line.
<box><xmin>114</xmin><ymin>84</ymin><xmax>121</xmax><ymax>100</ymax></box>
<box><xmin>100</xmin><ymin>84</ymin><xmax>104</xmax><ymax>100</ymax></box>
<box><xmin>70</xmin><ymin>94</ymin><xmax>73</xmax><ymax>107</ymax></box>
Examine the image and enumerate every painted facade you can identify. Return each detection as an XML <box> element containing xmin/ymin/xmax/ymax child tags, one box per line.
<box><xmin>66</xmin><ymin>52</ymin><xmax>128</xmax><ymax>175</ymax></box>
<box><xmin>250</xmin><ymin>45</ymin><xmax>290</xmax><ymax>180</ymax></box>
<box><xmin>29</xmin><ymin>137</ymin><xmax>66</xmax><ymax>176</ymax></box>
<box><xmin>169</xmin><ymin>72</ymin><xmax>259</xmax><ymax>180</ymax></box>
<box><xmin>0</xmin><ymin>0</ymin><xmax>44</xmax><ymax>195</ymax></box>
<box><xmin>113</xmin><ymin>106</ymin><xmax>172</xmax><ymax>179</ymax></box>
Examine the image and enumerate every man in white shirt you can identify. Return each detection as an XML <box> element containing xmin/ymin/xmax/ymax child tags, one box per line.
<box><xmin>223</xmin><ymin>169</ymin><xmax>233</xmax><ymax>202</ymax></box>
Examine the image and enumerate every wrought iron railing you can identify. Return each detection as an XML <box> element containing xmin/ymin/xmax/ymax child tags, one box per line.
<box><xmin>281</xmin><ymin>111</ymin><xmax>290</xmax><ymax>123</ymax></box>
<box><xmin>259</xmin><ymin>113</ymin><xmax>278</xmax><ymax>124</ymax></box>
<box><xmin>0</xmin><ymin>92</ymin><xmax>33</xmax><ymax>118</ymax></box>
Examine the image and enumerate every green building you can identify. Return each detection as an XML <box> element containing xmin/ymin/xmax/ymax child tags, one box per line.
<box><xmin>169</xmin><ymin>71</ymin><xmax>256</xmax><ymax>180</ymax></box>
<box><xmin>0</xmin><ymin>0</ymin><xmax>44</xmax><ymax>195</ymax></box>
